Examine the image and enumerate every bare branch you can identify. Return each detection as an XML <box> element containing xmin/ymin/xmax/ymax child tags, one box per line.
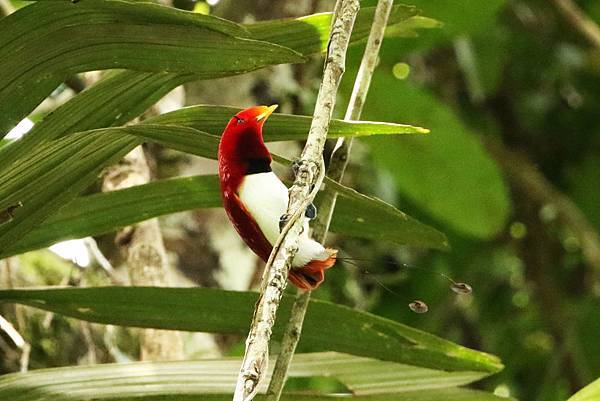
<box><xmin>314</xmin><ymin>0</ymin><xmax>393</xmax><ymax>239</ymax></box>
<box><xmin>103</xmin><ymin>146</ymin><xmax>184</xmax><ymax>361</ymax></box>
<box><xmin>265</xmin><ymin>1</ymin><xmax>393</xmax><ymax>400</ymax></box>
<box><xmin>551</xmin><ymin>0</ymin><xmax>600</xmax><ymax>49</ymax></box>
<box><xmin>232</xmin><ymin>1</ymin><xmax>360</xmax><ymax>400</ymax></box>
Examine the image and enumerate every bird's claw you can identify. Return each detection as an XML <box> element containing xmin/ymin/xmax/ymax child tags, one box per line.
<box><xmin>305</xmin><ymin>203</ymin><xmax>317</xmax><ymax>220</ymax></box>
<box><xmin>279</xmin><ymin>213</ymin><xmax>291</xmax><ymax>232</ymax></box>
<box><xmin>292</xmin><ymin>158</ymin><xmax>302</xmax><ymax>177</ymax></box>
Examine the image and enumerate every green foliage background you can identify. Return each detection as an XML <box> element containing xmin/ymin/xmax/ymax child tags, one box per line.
<box><xmin>1</xmin><ymin>1</ymin><xmax>599</xmax><ymax>401</ymax></box>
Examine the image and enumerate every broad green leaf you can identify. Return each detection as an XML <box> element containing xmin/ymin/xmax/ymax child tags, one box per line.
<box><xmin>385</xmin><ymin>16</ymin><xmax>443</xmax><ymax>38</ymax></box>
<box><xmin>146</xmin><ymin>105</ymin><xmax>429</xmax><ymax>140</ymax></box>
<box><xmin>0</xmin><ymin>130</ymin><xmax>139</xmax><ymax>253</ymax></box>
<box><xmin>0</xmin><ymin>3</ymin><xmax>428</xmax><ymax>154</ymax></box>
<box><xmin>360</xmin><ymin>73</ymin><xmax>510</xmax><ymax>238</ymax></box>
<box><xmin>0</xmin><ymin>287</ymin><xmax>503</xmax><ymax>374</ymax></box>
<box><xmin>0</xmin><ymin>175</ymin><xmax>221</xmax><ymax>258</ymax></box>
<box><xmin>0</xmin><ymin>113</ymin><xmax>432</xmax><ymax>259</ymax></box>
<box><xmin>0</xmin><ymin>71</ymin><xmax>190</xmax><ymax>168</ymax></box>
<box><xmin>398</xmin><ymin>0</ymin><xmax>505</xmax><ymax>39</ymax></box>
<box><xmin>361</xmin><ymin>0</ymin><xmax>506</xmax><ymax>56</ymax></box>
<box><xmin>0</xmin><ymin>1</ymin><xmax>431</xmax><ymax>232</ymax></box>
<box><xmin>0</xmin><ymin>351</ymin><xmax>511</xmax><ymax>401</ymax></box>
<box><xmin>120</xmin><ymin>391</ymin><xmax>509</xmax><ymax>401</ymax></box>
<box><xmin>323</xmin><ymin>178</ymin><xmax>448</xmax><ymax>249</ymax></box>
<box><xmin>119</xmin><ymin>123</ymin><xmax>445</xmax><ymax>249</ymax></box>
<box><xmin>0</xmin><ymin>2</ymin><xmax>438</xmax><ymax>259</ymax></box>
<box><xmin>0</xmin><ymin>0</ymin><xmax>303</xmax><ymax>136</ymax></box>
<box><xmin>568</xmin><ymin>378</ymin><xmax>600</xmax><ymax>401</ymax></box>
<box><xmin>0</xmin><ymin>170</ymin><xmax>447</xmax><ymax>258</ymax></box>
<box><xmin>84</xmin><ymin>391</ymin><xmax>511</xmax><ymax>401</ymax></box>
<box><xmin>245</xmin><ymin>4</ymin><xmax>419</xmax><ymax>54</ymax></box>
<box><xmin>0</xmin><ymin>3</ymin><xmax>423</xmax><ymax>138</ymax></box>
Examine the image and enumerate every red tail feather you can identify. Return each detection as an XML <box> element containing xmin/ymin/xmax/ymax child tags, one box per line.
<box><xmin>289</xmin><ymin>248</ymin><xmax>338</xmax><ymax>290</ymax></box>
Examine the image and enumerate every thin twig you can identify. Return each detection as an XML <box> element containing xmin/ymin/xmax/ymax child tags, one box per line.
<box><xmin>232</xmin><ymin>2</ymin><xmax>360</xmax><ymax>400</ymax></box>
<box><xmin>80</xmin><ymin>321</ymin><xmax>98</xmax><ymax>364</ymax></box>
<box><xmin>19</xmin><ymin>343</ymin><xmax>30</xmax><ymax>373</ymax></box>
<box><xmin>453</xmin><ymin>35</ymin><xmax>485</xmax><ymax>104</ymax></box>
<box><xmin>265</xmin><ymin>1</ymin><xmax>392</xmax><ymax>400</ymax></box>
<box><xmin>84</xmin><ymin>237</ymin><xmax>124</xmax><ymax>284</ymax></box>
<box><xmin>0</xmin><ymin>314</ymin><xmax>25</xmax><ymax>350</ymax></box>
<box><xmin>551</xmin><ymin>0</ymin><xmax>600</xmax><ymax>49</ymax></box>
<box><xmin>1</xmin><ymin>258</ymin><xmax>31</xmax><ymax>372</ymax></box>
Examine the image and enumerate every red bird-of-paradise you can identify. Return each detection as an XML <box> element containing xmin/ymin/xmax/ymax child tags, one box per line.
<box><xmin>218</xmin><ymin>105</ymin><xmax>337</xmax><ymax>290</ymax></box>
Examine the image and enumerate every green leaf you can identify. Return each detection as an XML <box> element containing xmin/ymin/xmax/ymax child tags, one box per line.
<box><xmin>0</xmin><ymin>2</ymin><xmax>430</xmax><ymax>198</ymax></box>
<box><xmin>385</xmin><ymin>16</ymin><xmax>443</xmax><ymax>38</ymax></box>
<box><xmin>0</xmin><ymin>69</ymin><xmax>189</xmax><ymax>253</ymax></box>
<box><xmin>0</xmin><ymin>130</ymin><xmax>139</xmax><ymax>254</ymax></box>
<box><xmin>0</xmin><ymin>110</ymin><xmax>432</xmax><ymax>259</ymax></box>
<box><xmin>97</xmin><ymin>392</ymin><xmax>510</xmax><ymax>401</ymax></box>
<box><xmin>361</xmin><ymin>0</ymin><xmax>506</xmax><ymax>55</ymax></box>
<box><xmin>0</xmin><ymin>352</ymin><xmax>510</xmax><ymax>400</ymax></box>
<box><xmin>323</xmin><ymin>179</ymin><xmax>449</xmax><ymax>250</ymax></box>
<box><xmin>146</xmin><ymin>105</ymin><xmax>429</xmax><ymax>140</ymax></box>
<box><xmin>0</xmin><ymin>71</ymin><xmax>189</xmax><ymax>168</ymax></box>
<box><xmin>361</xmin><ymin>73</ymin><xmax>510</xmax><ymax>238</ymax></box>
<box><xmin>0</xmin><ymin>287</ymin><xmax>503</xmax><ymax>374</ymax></box>
<box><xmin>91</xmin><ymin>391</ymin><xmax>511</xmax><ymax>401</ymax></box>
<box><xmin>245</xmin><ymin>4</ymin><xmax>419</xmax><ymax>55</ymax></box>
<box><xmin>0</xmin><ymin>175</ymin><xmax>221</xmax><ymax>258</ymax></box>
<box><xmin>568</xmin><ymin>378</ymin><xmax>600</xmax><ymax>401</ymax></box>
<box><xmin>0</xmin><ymin>2</ymin><xmax>422</xmax><ymax>138</ymax></box>
<box><xmin>127</xmin><ymin>390</ymin><xmax>510</xmax><ymax>401</ymax></box>
<box><xmin>0</xmin><ymin>0</ymin><xmax>304</xmax><ymax>135</ymax></box>
<box><xmin>401</xmin><ymin>0</ymin><xmax>505</xmax><ymax>39</ymax></box>
<box><xmin>0</xmin><ymin>168</ymin><xmax>447</xmax><ymax>258</ymax></box>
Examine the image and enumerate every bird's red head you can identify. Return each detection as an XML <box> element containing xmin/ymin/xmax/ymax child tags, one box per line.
<box><xmin>225</xmin><ymin>105</ymin><xmax>278</xmax><ymax>133</ymax></box>
<box><xmin>218</xmin><ymin>105</ymin><xmax>278</xmax><ymax>190</ymax></box>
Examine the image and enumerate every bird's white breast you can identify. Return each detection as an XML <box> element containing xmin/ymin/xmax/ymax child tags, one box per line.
<box><xmin>237</xmin><ymin>172</ymin><xmax>288</xmax><ymax>245</ymax></box>
<box><xmin>237</xmin><ymin>172</ymin><xmax>328</xmax><ymax>267</ymax></box>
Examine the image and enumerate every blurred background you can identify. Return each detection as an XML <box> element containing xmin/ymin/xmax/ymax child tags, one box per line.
<box><xmin>1</xmin><ymin>1</ymin><xmax>600</xmax><ymax>400</ymax></box>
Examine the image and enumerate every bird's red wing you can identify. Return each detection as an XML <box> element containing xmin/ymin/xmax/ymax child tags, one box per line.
<box><xmin>222</xmin><ymin>188</ymin><xmax>337</xmax><ymax>291</ymax></box>
<box><xmin>222</xmin><ymin>189</ymin><xmax>273</xmax><ymax>262</ymax></box>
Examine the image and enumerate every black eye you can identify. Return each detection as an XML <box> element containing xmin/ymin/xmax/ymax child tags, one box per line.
<box><xmin>234</xmin><ymin>116</ymin><xmax>245</xmax><ymax>124</ymax></box>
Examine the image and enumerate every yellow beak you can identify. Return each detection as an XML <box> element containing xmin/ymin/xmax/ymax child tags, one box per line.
<box><xmin>255</xmin><ymin>104</ymin><xmax>278</xmax><ymax>122</ymax></box>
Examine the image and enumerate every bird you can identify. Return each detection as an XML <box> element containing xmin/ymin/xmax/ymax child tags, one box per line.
<box><xmin>217</xmin><ymin>105</ymin><xmax>337</xmax><ymax>290</ymax></box>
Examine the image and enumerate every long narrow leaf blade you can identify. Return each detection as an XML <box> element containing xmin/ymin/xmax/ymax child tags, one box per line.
<box><xmin>0</xmin><ymin>287</ymin><xmax>503</xmax><ymax>374</ymax></box>
<box><xmin>0</xmin><ymin>3</ymin><xmax>426</xmax><ymax>137</ymax></box>
<box><xmin>245</xmin><ymin>4</ymin><xmax>419</xmax><ymax>54</ymax></box>
<box><xmin>0</xmin><ymin>130</ymin><xmax>139</xmax><ymax>252</ymax></box>
<box><xmin>0</xmin><ymin>71</ymin><xmax>190</xmax><ymax>168</ymax></box>
<box><xmin>146</xmin><ymin>105</ymin><xmax>429</xmax><ymax>140</ymax></box>
<box><xmin>568</xmin><ymin>378</ymin><xmax>600</xmax><ymax>401</ymax></box>
<box><xmin>0</xmin><ymin>352</ymin><xmax>511</xmax><ymax>400</ymax></box>
<box><xmin>0</xmin><ymin>0</ymin><xmax>303</xmax><ymax>135</ymax></box>
<box><xmin>84</xmin><ymin>391</ymin><xmax>511</xmax><ymax>401</ymax></box>
<box><xmin>0</xmin><ymin>110</ymin><xmax>433</xmax><ymax>259</ymax></box>
<box><xmin>0</xmin><ymin>175</ymin><xmax>221</xmax><ymax>258</ymax></box>
<box><xmin>0</xmin><ymin>168</ymin><xmax>447</xmax><ymax>258</ymax></box>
